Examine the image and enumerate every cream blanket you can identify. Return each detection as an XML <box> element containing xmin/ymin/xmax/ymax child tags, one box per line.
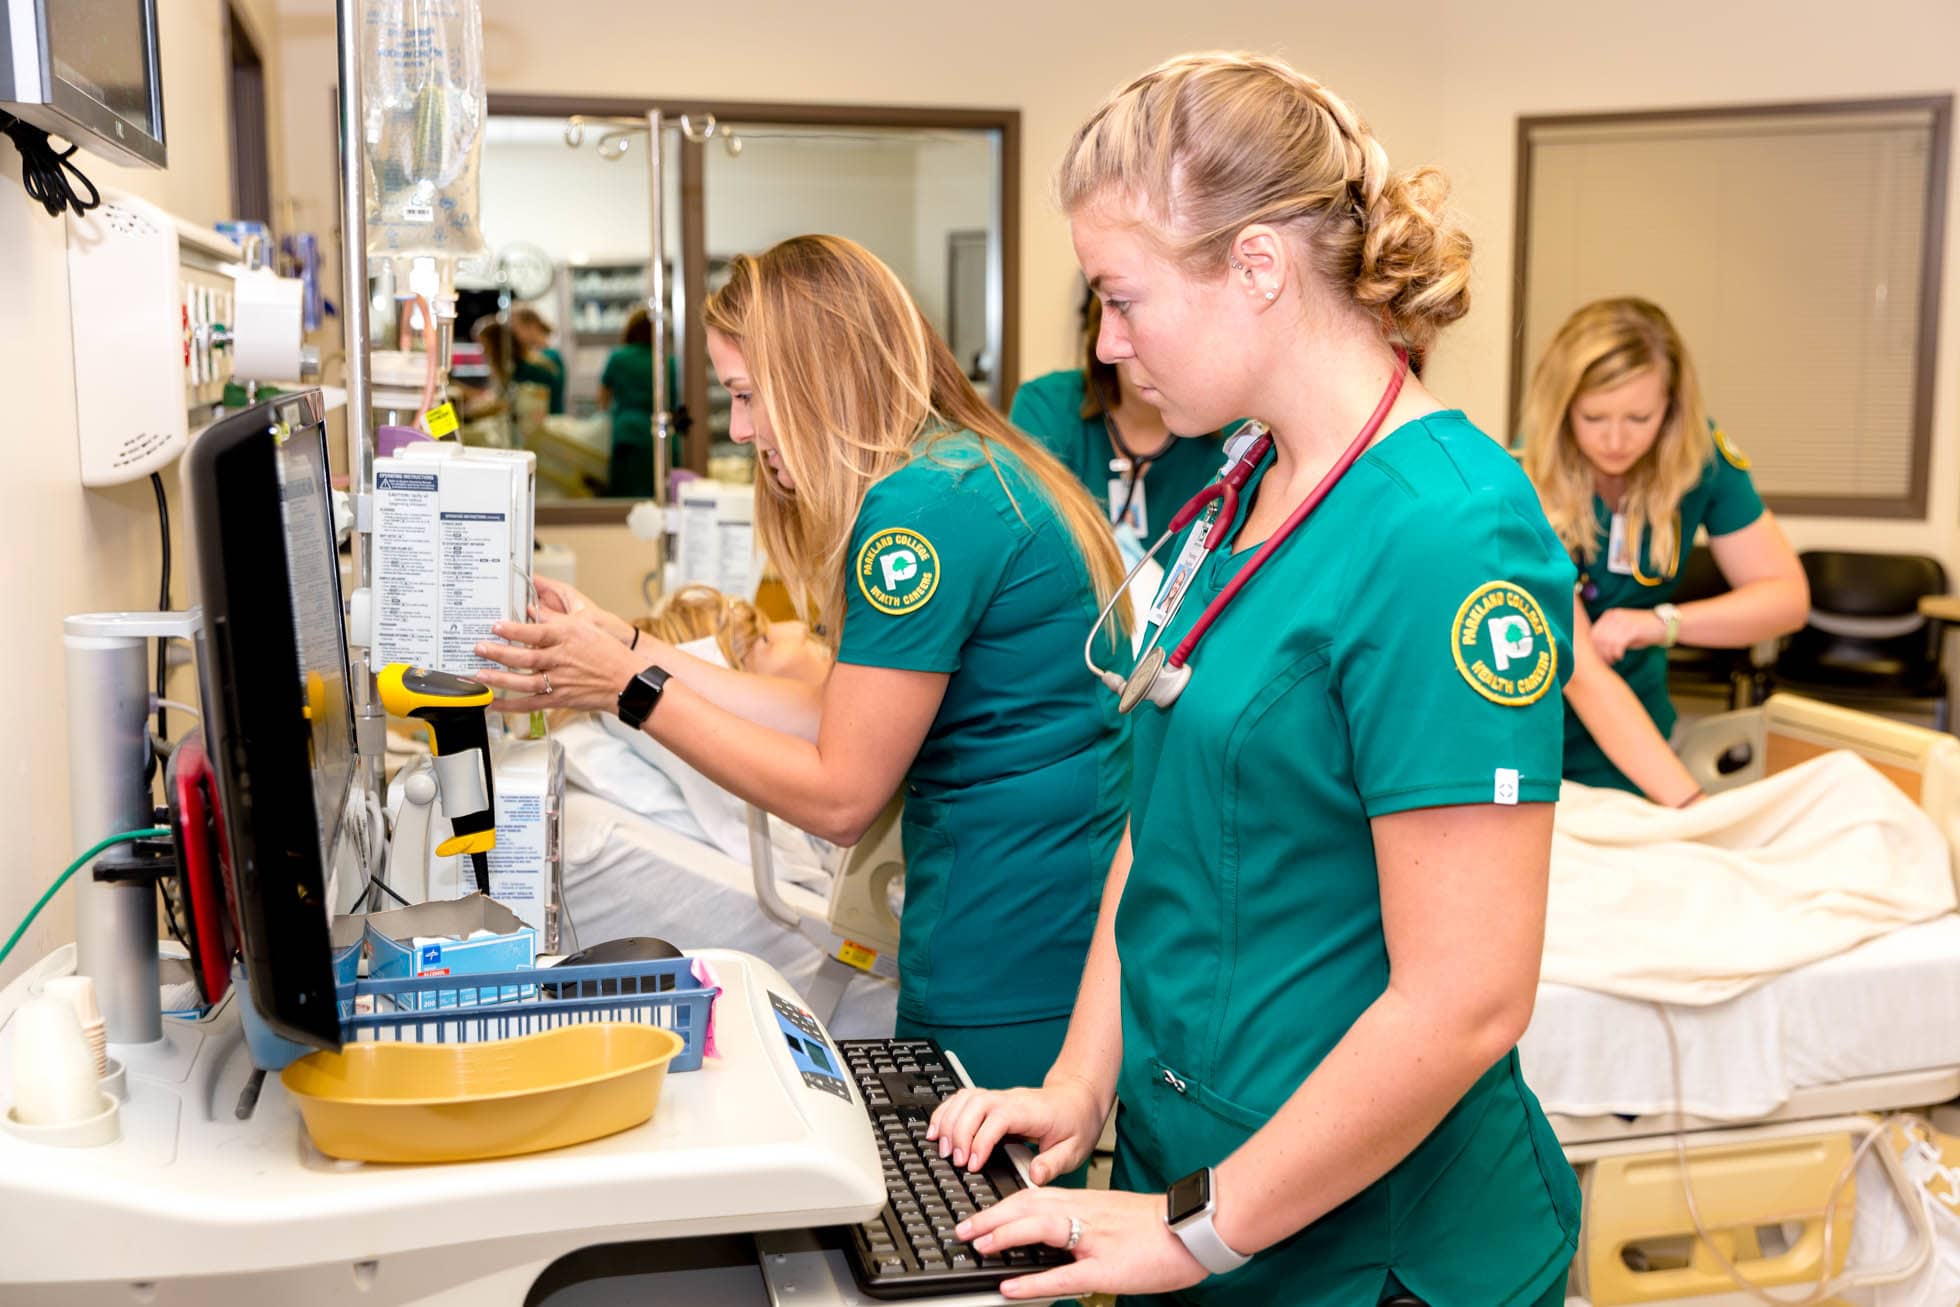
<box><xmin>1542</xmin><ymin>750</ymin><xmax>1957</xmax><ymax>1004</ymax></box>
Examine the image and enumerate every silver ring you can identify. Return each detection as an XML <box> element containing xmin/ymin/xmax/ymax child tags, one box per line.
<box><xmin>541</xmin><ymin>670</ymin><xmax>554</xmax><ymax>696</ymax></box>
<box><xmin>1065</xmin><ymin>1215</ymin><xmax>1082</xmax><ymax>1252</ymax></box>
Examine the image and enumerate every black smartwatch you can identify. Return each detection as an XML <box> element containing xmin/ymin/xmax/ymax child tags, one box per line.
<box><xmin>617</xmin><ymin>665</ymin><xmax>672</xmax><ymax>730</ymax></box>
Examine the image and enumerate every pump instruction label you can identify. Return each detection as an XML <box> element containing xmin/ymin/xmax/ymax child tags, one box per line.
<box><xmin>374</xmin><ymin>472</ymin><xmax>441</xmax><ymax>667</ymax></box>
<box><xmin>439</xmin><ymin>510</ymin><xmax>508</xmax><ymax>671</ymax></box>
<box><xmin>487</xmin><ymin>790</ymin><xmax>546</xmax><ymax>930</ymax></box>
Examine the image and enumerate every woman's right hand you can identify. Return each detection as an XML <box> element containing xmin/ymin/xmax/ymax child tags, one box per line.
<box><xmin>529</xmin><ymin>575</ymin><xmax>635</xmax><ymax>646</ymax></box>
<box><xmin>926</xmin><ymin>1075</ymin><xmax>1106</xmax><ymax>1185</ymax></box>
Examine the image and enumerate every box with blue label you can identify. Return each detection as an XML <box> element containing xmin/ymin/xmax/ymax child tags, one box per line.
<box><xmin>363</xmin><ymin>895</ymin><xmax>537</xmax><ymax>1007</ymax></box>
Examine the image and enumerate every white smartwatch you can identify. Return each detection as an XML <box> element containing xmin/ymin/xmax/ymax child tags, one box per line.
<box><xmin>1653</xmin><ymin>602</ymin><xmax>1682</xmax><ymax>649</ymax></box>
<box><xmin>1165</xmin><ymin>1166</ymin><xmax>1251</xmax><ymax>1275</ymax></box>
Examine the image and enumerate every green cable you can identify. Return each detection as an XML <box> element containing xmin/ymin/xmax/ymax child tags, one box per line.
<box><xmin>0</xmin><ymin>828</ymin><xmax>171</xmax><ymax>971</ymax></box>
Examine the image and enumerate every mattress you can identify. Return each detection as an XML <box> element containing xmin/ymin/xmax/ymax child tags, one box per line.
<box><xmin>559</xmin><ymin>788</ymin><xmax>899</xmax><ymax>1040</ymax></box>
<box><xmin>1519</xmin><ymin>914</ymin><xmax>1960</xmax><ymax>1120</ymax></box>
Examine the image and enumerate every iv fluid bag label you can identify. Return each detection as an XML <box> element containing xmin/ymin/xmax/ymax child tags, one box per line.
<box><xmin>439</xmin><ymin>510</ymin><xmax>508</xmax><ymax>671</ymax></box>
<box><xmin>374</xmin><ymin>472</ymin><xmax>441</xmax><ymax>667</ymax></box>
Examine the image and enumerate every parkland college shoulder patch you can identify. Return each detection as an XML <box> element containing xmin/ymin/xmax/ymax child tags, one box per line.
<box><xmin>1452</xmin><ymin>581</ymin><xmax>1557</xmax><ymax>706</ymax></box>
<box><xmin>855</xmin><ymin>528</ymin><xmax>940</xmax><ymax>615</ymax></box>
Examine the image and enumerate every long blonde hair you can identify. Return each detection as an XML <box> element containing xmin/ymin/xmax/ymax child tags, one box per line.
<box><xmin>702</xmin><ymin>234</ymin><xmax>1129</xmax><ymax>639</ymax></box>
<box><xmin>1521</xmin><ymin>298</ymin><xmax>1712</xmax><ymax>573</ymax></box>
<box><xmin>1058</xmin><ymin>52</ymin><xmax>1472</xmax><ymax>356</ymax></box>
<box><xmin>634</xmin><ymin>584</ymin><xmax>771</xmax><ymax>667</ymax></box>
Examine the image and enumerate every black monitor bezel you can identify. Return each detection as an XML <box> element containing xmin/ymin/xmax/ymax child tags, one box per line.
<box><xmin>184</xmin><ymin>391</ymin><xmax>350</xmax><ymax>1049</ymax></box>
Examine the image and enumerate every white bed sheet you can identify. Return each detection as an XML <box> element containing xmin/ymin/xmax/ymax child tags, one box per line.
<box><xmin>1519</xmin><ymin>914</ymin><xmax>1960</xmax><ymax>1121</ymax></box>
<box><xmin>559</xmin><ymin>788</ymin><xmax>899</xmax><ymax>1040</ymax></box>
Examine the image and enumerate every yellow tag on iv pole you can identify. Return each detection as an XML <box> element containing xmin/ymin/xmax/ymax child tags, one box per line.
<box><xmin>425</xmin><ymin>402</ymin><xmax>460</xmax><ymax>438</ymax></box>
<box><xmin>837</xmin><ymin>941</ymin><xmax>879</xmax><ymax>973</ymax></box>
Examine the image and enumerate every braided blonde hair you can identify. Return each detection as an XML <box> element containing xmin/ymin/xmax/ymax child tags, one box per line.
<box><xmin>1059</xmin><ymin>52</ymin><xmax>1472</xmax><ymax>354</ymax></box>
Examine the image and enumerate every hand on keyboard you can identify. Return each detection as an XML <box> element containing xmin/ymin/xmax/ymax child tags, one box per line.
<box><xmin>925</xmin><ymin>1077</ymin><xmax>1106</xmax><ymax>1185</ymax></box>
<box><xmin>837</xmin><ymin>1038</ymin><xmax>1078</xmax><ymax>1299</ymax></box>
<box><xmin>954</xmin><ymin>1185</ymin><xmax>1212</xmax><ymax>1302</ymax></box>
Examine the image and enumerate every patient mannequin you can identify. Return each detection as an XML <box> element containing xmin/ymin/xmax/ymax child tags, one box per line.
<box><xmin>633</xmin><ymin>586</ymin><xmax>831</xmax><ymax>686</ymax></box>
<box><xmin>549</xmin><ymin>583</ymin><xmax>831</xmax><ymax>736</ymax></box>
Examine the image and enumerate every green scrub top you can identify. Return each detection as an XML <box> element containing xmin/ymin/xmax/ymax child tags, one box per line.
<box><xmin>1117</xmin><ymin>411</ymin><xmax>1581</xmax><ymax>1305</ymax></box>
<box><xmin>1010</xmin><ymin>370</ymin><xmax>1226</xmax><ymax>540</ymax></box>
<box><xmin>600</xmin><ymin>345</ymin><xmax>682</xmax><ymax>496</ymax></box>
<box><xmin>838</xmin><ymin>429</ymin><xmax>1130</xmax><ymax>1040</ymax></box>
<box><xmin>514</xmin><ymin>346</ymin><xmax>565</xmax><ymax>415</ymax></box>
<box><xmin>1564</xmin><ymin>424</ymin><xmax>1765</xmax><ymax>792</ymax></box>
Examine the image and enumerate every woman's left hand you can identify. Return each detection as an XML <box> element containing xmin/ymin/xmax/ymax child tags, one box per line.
<box><xmin>472</xmin><ymin>611</ymin><xmax>645</xmax><ymax>714</ymax></box>
<box><xmin>1590</xmin><ymin>607</ymin><xmax>1666</xmax><ymax>664</ymax></box>
<box><xmin>953</xmin><ymin>1186</ymin><xmax>1209</xmax><ymax>1301</ymax></box>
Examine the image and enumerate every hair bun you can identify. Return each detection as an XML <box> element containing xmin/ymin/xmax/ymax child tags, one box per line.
<box><xmin>1354</xmin><ymin>165</ymin><xmax>1472</xmax><ymax>354</ymax></box>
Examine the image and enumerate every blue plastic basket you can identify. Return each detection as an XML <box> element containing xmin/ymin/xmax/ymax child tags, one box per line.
<box><xmin>339</xmin><ymin>957</ymin><xmax>718</xmax><ymax>1073</ymax></box>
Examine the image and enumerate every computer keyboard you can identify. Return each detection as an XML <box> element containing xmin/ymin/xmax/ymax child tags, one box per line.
<box><xmin>837</xmin><ymin>1038</ymin><xmax>1074</xmax><ymax>1299</ymax></box>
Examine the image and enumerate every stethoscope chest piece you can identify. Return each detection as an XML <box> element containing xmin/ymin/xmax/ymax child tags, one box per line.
<box><xmin>1119</xmin><ymin>646</ymin><xmax>1191</xmax><ymax>714</ymax></box>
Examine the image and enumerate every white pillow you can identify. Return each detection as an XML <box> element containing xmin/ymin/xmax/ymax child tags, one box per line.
<box><xmin>590</xmin><ymin>636</ymin><xmax>837</xmax><ymax>888</ymax></box>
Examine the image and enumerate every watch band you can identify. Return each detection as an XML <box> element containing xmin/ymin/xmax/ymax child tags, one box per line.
<box><xmin>1654</xmin><ymin>602</ymin><xmax>1682</xmax><ymax>649</ymax></box>
<box><xmin>1166</xmin><ymin>1167</ymin><xmax>1251</xmax><ymax>1276</ymax></box>
<box><xmin>1173</xmin><ymin>1208</ymin><xmax>1251</xmax><ymax>1276</ymax></box>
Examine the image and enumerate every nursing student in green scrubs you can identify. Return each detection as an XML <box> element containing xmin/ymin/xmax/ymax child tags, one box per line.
<box><xmin>509</xmin><ymin>306</ymin><xmax>567</xmax><ymax>414</ymax></box>
<box><xmin>1521</xmin><ymin>298</ymin><xmax>1807</xmax><ymax>805</ymax></box>
<box><xmin>596</xmin><ymin>309</ymin><xmax>683</xmax><ymax>497</ymax></box>
<box><xmin>931</xmin><ymin>54</ymin><xmax>1581</xmax><ymax>1306</ymax></box>
<box><xmin>474</xmin><ymin>235</ymin><xmax>1131</xmax><ymax>1100</ymax></box>
<box><xmin>1011</xmin><ymin>291</ymin><xmax>1226</xmax><ymax>541</ymax></box>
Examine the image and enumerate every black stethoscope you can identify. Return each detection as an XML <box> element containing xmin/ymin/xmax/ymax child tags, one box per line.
<box><xmin>1103</xmin><ymin>410</ymin><xmax>1174</xmax><ymax>531</ymax></box>
<box><xmin>1083</xmin><ymin>351</ymin><xmax>1409</xmax><ymax>713</ymax></box>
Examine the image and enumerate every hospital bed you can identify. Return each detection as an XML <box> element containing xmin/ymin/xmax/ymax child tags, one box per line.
<box><xmin>1525</xmin><ymin>694</ymin><xmax>1960</xmax><ymax>1305</ymax></box>
<box><xmin>559</xmin><ymin>785</ymin><xmax>902</xmax><ymax>1040</ymax></box>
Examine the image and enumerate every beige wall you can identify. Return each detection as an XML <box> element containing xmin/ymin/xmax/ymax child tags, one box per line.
<box><xmin>7</xmin><ymin>0</ymin><xmax>1956</xmax><ymax>981</ymax></box>
<box><xmin>272</xmin><ymin>0</ymin><xmax>1960</xmax><ymax>588</ymax></box>
<box><xmin>0</xmin><ymin>0</ymin><xmax>286</xmax><ymax>987</ymax></box>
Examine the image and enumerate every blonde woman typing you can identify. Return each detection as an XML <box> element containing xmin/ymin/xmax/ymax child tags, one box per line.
<box><xmin>476</xmin><ymin>235</ymin><xmax>1132</xmax><ymax>1099</ymax></box>
<box><xmin>930</xmin><ymin>53</ymin><xmax>1579</xmax><ymax>1306</ymax></box>
<box><xmin>1523</xmin><ymin>298</ymin><xmax>1807</xmax><ymax>803</ymax></box>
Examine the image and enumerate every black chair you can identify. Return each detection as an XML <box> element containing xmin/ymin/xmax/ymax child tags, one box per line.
<box><xmin>1767</xmin><ymin>550</ymin><xmax>1950</xmax><ymax>730</ymax></box>
<box><xmin>1665</xmin><ymin>545</ymin><xmax>1761</xmax><ymax>710</ymax></box>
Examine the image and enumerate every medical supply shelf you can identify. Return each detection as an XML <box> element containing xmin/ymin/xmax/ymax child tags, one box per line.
<box><xmin>343</xmin><ymin>957</ymin><xmax>718</xmax><ymax>1072</ymax></box>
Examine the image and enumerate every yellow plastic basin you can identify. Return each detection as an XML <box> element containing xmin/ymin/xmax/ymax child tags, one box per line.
<box><xmin>281</xmin><ymin>1022</ymin><xmax>684</xmax><ymax>1163</ymax></box>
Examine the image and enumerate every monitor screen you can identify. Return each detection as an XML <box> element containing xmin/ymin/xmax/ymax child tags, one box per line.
<box><xmin>45</xmin><ymin>0</ymin><xmax>159</xmax><ymax>138</ymax></box>
<box><xmin>274</xmin><ymin>416</ymin><xmax>356</xmax><ymax>869</ymax></box>
<box><xmin>186</xmin><ymin>391</ymin><xmax>354</xmax><ymax>1048</ymax></box>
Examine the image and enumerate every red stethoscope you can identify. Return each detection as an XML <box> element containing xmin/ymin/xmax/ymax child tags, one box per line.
<box><xmin>1083</xmin><ymin>350</ymin><xmax>1409</xmax><ymax>713</ymax></box>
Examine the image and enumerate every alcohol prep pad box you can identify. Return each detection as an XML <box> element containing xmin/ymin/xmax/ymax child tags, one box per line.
<box><xmin>364</xmin><ymin>895</ymin><xmax>537</xmax><ymax>1000</ymax></box>
<box><xmin>372</xmin><ymin>445</ymin><xmax>536</xmax><ymax>676</ymax></box>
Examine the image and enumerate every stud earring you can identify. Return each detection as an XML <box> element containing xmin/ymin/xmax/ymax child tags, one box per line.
<box><xmin>1264</xmin><ymin>290</ymin><xmax>1276</xmax><ymax>300</ymax></box>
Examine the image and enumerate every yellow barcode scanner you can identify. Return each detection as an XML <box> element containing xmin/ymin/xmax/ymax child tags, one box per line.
<box><xmin>377</xmin><ymin>664</ymin><xmax>497</xmax><ymax>895</ymax></box>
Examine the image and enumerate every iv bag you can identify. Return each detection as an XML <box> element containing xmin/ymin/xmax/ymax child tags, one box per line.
<box><xmin>361</xmin><ymin>0</ymin><xmax>486</xmax><ymax>258</ymax></box>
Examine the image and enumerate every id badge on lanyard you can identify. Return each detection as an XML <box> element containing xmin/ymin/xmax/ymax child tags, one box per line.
<box><xmin>1108</xmin><ymin>458</ymin><xmax>1148</xmax><ymax>538</ymax></box>
<box><xmin>1146</xmin><ymin>505</ymin><xmax>1218</xmax><ymax>628</ymax></box>
<box><xmin>1606</xmin><ymin>513</ymin><xmax>1636</xmax><ymax>576</ymax></box>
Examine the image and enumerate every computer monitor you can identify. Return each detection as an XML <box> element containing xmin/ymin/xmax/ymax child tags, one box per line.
<box><xmin>184</xmin><ymin>391</ymin><xmax>354</xmax><ymax>1048</ymax></box>
<box><xmin>0</xmin><ymin>0</ymin><xmax>168</xmax><ymax>169</ymax></box>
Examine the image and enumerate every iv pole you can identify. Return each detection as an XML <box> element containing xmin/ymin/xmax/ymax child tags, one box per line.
<box><xmin>334</xmin><ymin>0</ymin><xmax>387</xmax><ymax>811</ymax></box>
<box><xmin>645</xmin><ymin>110</ymin><xmax>670</xmax><ymax>582</ymax></box>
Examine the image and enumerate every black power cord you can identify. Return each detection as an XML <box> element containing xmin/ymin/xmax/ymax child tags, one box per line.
<box><xmin>151</xmin><ymin>473</ymin><xmax>171</xmax><ymax>742</ymax></box>
<box><xmin>0</xmin><ymin>110</ymin><xmax>101</xmax><ymax>220</ymax></box>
